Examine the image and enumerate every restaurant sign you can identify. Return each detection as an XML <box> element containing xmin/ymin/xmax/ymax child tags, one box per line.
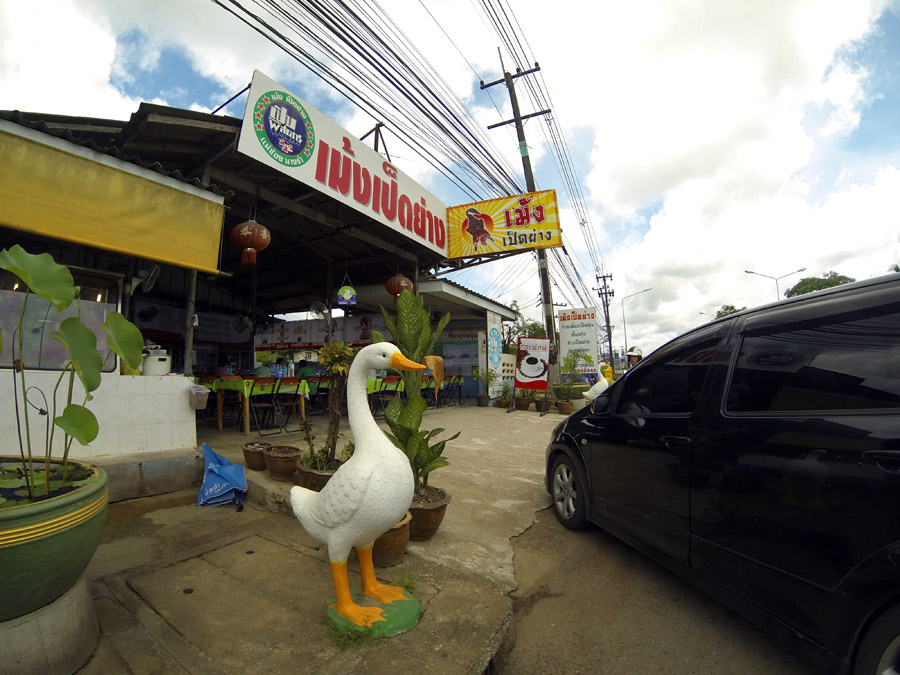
<box><xmin>446</xmin><ymin>190</ymin><xmax>562</xmax><ymax>259</ymax></box>
<box><xmin>238</xmin><ymin>70</ymin><xmax>447</xmax><ymax>256</ymax></box>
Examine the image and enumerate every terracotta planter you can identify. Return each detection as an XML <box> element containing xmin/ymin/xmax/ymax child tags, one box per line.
<box><xmin>497</xmin><ymin>398</ymin><xmax>510</xmax><ymax>409</ymax></box>
<box><xmin>514</xmin><ymin>397</ymin><xmax>532</xmax><ymax>411</ymax></box>
<box><xmin>242</xmin><ymin>441</ymin><xmax>270</xmax><ymax>471</ymax></box>
<box><xmin>263</xmin><ymin>446</ymin><xmax>302</xmax><ymax>482</ymax></box>
<box><xmin>476</xmin><ymin>394</ymin><xmax>490</xmax><ymax>407</ymax></box>
<box><xmin>558</xmin><ymin>401</ymin><xmax>574</xmax><ymax>415</ymax></box>
<box><xmin>294</xmin><ymin>463</ymin><xmax>334</xmax><ymax>492</ymax></box>
<box><xmin>0</xmin><ymin>457</ymin><xmax>107</xmax><ymax>622</ymax></box>
<box><xmin>372</xmin><ymin>511</ymin><xmax>411</xmax><ymax>567</ymax></box>
<box><xmin>409</xmin><ymin>488</ymin><xmax>451</xmax><ymax>541</ymax></box>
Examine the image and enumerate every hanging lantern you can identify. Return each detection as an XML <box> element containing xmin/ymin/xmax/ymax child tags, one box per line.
<box><xmin>385</xmin><ymin>274</ymin><xmax>413</xmax><ymax>303</ymax></box>
<box><xmin>229</xmin><ymin>220</ymin><xmax>271</xmax><ymax>265</ymax></box>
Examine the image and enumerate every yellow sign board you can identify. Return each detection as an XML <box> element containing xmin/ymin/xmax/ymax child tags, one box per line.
<box><xmin>446</xmin><ymin>190</ymin><xmax>562</xmax><ymax>259</ymax></box>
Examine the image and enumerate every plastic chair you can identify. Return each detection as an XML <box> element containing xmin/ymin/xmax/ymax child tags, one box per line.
<box><xmin>420</xmin><ymin>374</ymin><xmax>437</xmax><ymax>408</ymax></box>
<box><xmin>218</xmin><ymin>374</ymin><xmax>243</xmax><ymax>424</ymax></box>
<box><xmin>274</xmin><ymin>377</ymin><xmax>305</xmax><ymax>430</ymax></box>
<box><xmin>315</xmin><ymin>376</ymin><xmax>331</xmax><ymax>415</ymax></box>
<box><xmin>370</xmin><ymin>375</ymin><xmax>402</xmax><ymax>417</ymax></box>
<box><xmin>245</xmin><ymin>377</ymin><xmax>283</xmax><ymax>436</ymax></box>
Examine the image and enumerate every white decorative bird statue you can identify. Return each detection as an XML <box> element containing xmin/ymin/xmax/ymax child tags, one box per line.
<box><xmin>290</xmin><ymin>342</ymin><xmax>425</xmax><ymax>626</ymax></box>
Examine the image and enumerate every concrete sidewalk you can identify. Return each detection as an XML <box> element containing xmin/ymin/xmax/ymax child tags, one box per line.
<box><xmin>79</xmin><ymin>401</ymin><xmax>565</xmax><ymax>674</ymax></box>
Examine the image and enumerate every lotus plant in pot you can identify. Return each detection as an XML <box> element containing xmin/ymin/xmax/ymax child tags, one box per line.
<box><xmin>0</xmin><ymin>245</ymin><xmax>144</xmax><ymax>673</ymax></box>
<box><xmin>375</xmin><ymin>288</ymin><xmax>459</xmax><ymax>541</ymax></box>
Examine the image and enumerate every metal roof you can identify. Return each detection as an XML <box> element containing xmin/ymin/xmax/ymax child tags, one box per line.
<box><xmin>0</xmin><ymin>104</ymin><xmax>514</xmax><ymax>322</ymax></box>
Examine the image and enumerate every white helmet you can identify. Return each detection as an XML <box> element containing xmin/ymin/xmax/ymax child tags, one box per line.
<box><xmin>626</xmin><ymin>346</ymin><xmax>643</xmax><ymax>358</ymax></box>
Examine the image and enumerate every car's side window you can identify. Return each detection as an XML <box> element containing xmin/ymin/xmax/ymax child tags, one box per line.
<box><xmin>616</xmin><ymin>339</ymin><xmax>721</xmax><ymax>415</ymax></box>
<box><xmin>726</xmin><ymin>309</ymin><xmax>900</xmax><ymax>412</ymax></box>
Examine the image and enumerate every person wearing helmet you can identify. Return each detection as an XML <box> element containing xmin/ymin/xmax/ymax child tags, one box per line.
<box><xmin>625</xmin><ymin>346</ymin><xmax>643</xmax><ymax>371</ymax></box>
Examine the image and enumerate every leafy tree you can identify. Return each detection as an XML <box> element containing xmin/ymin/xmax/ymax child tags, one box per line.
<box><xmin>889</xmin><ymin>264</ymin><xmax>900</xmax><ymax>273</ymax></box>
<box><xmin>716</xmin><ymin>304</ymin><xmax>746</xmax><ymax>318</ymax></box>
<box><xmin>784</xmin><ymin>271</ymin><xmax>856</xmax><ymax>298</ymax></box>
<box><xmin>501</xmin><ymin>300</ymin><xmax>546</xmax><ymax>354</ymax></box>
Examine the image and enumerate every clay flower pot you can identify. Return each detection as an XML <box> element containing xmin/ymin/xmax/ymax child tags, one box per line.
<box><xmin>242</xmin><ymin>441</ymin><xmax>270</xmax><ymax>471</ymax></box>
<box><xmin>263</xmin><ymin>446</ymin><xmax>301</xmax><ymax>482</ymax></box>
<box><xmin>294</xmin><ymin>463</ymin><xmax>333</xmax><ymax>492</ymax></box>
<box><xmin>409</xmin><ymin>488</ymin><xmax>451</xmax><ymax>541</ymax></box>
<box><xmin>514</xmin><ymin>397</ymin><xmax>532</xmax><ymax>411</ymax></box>
<box><xmin>373</xmin><ymin>511</ymin><xmax>412</xmax><ymax>567</ymax></box>
<box><xmin>558</xmin><ymin>401</ymin><xmax>574</xmax><ymax>415</ymax></box>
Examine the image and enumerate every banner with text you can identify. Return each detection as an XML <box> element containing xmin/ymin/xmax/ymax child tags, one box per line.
<box><xmin>446</xmin><ymin>190</ymin><xmax>562</xmax><ymax>259</ymax></box>
<box><xmin>238</xmin><ymin>70</ymin><xmax>447</xmax><ymax>256</ymax></box>
<box><xmin>558</xmin><ymin>307</ymin><xmax>600</xmax><ymax>375</ymax></box>
<box><xmin>514</xmin><ymin>337</ymin><xmax>550</xmax><ymax>391</ymax></box>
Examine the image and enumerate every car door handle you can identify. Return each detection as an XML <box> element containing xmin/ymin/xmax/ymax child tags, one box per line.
<box><xmin>661</xmin><ymin>434</ymin><xmax>691</xmax><ymax>448</ymax></box>
<box><xmin>863</xmin><ymin>450</ymin><xmax>900</xmax><ymax>473</ymax></box>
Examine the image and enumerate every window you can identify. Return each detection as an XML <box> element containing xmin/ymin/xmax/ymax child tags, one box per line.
<box><xmin>616</xmin><ymin>338</ymin><xmax>722</xmax><ymax>415</ymax></box>
<box><xmin>0</xmin><ymin>267</ymin><xmax>121</xmax><ymax>372</ymax></box>
<box><xmin>726</xmin><ymin>310</ymin><xmax>900</xmax><ymax>412</ymax></box>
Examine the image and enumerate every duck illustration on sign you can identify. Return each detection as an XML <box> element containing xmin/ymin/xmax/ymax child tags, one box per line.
<box><xmin>289</xmin><ymin>342</ymin><xmax>426</xmax><ymax>633</ymax></box>
<box><xmin>463</xmin><ymin>207</ymin><xmax>495</xmax><ymax>252</ymax></box>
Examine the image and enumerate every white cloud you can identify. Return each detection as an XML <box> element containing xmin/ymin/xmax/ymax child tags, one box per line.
<box><xmin>2</xmin><ymin>0</ymin><xmax>899</xmax><ymax>357</ymax></box>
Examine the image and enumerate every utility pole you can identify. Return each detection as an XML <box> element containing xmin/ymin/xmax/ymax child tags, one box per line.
<box><xmin>595</xmin><ymin>273</ymin><xmax>614</xmax><ymax>367</ymax></box>
<box><xmin>481</xmin><ymin>62</ymin><xmax>557</xmax><ymax>364</ymax></box>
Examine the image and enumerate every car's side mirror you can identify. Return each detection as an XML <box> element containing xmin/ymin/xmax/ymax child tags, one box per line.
<box><xmin>591</xmin><ymin>394</ymin><xmax>610</xmax><ymax>415</ymax></box>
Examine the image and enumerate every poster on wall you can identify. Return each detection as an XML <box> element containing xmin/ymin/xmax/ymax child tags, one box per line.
<box><xmin>558</xmin><ymin>307</ymin><xmax>600</xmax><ymax>375</ymax></box>
<box><xmin>486</xmin><ymin>310</ymin><xmax>503</xmax><ymax>396</ymax></box>
<box><xmin>514</xmin><ymin>337</ymin><xmax>550</xmax><ymax>391</ymax></box>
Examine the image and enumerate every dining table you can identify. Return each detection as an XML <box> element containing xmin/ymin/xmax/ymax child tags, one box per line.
<box><xmin>209</xmin><ymin>377</ymin><xmax>311</xmax><ymax>436</ymax></box>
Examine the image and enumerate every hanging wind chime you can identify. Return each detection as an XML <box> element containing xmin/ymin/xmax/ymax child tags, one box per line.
<box><xmin>337</xmin><ymin>233</ymin><xmax>357</xmax><ymax>306</ymax></box>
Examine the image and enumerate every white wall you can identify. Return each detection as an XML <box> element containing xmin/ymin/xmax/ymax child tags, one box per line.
<box><xmin>1</xmin><ymin>371</ymin><xmax>197</xmax><ymax>461</ymax></box>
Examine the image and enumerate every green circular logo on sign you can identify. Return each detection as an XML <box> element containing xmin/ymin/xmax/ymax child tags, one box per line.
<box><xmin>252</xmin><ymin>89</ymin><xmax>316</xmax><ymax>167</ymax></box>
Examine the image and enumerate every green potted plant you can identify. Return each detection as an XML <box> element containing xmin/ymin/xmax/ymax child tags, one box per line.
<box><xmin>0</xmin><ymin>245</ymin><xmax>144</xmax><ymax>668</ymax></box>
<box><xmin>496</xmin><ymin>381</ymin><xmax>512</xmax><ymax>409</ymax></box>
<box><xmin>514</xmin><ymin>387</ymin><xmax>533</xmax><ymax>411</ymax></box>
<box><xmin>294</xmin><ymin>341</ymin><xmax>356</xmax><ymax>489</ymax></box>
<box><xmin>374</xmin><ymin>288</ymin><xmax>459</xmax><ymax>540</ymax></box>
<box><xmin>471</xmin><ymin>365</ymin><xmax>499</xmax><ymax>407</ymax></box>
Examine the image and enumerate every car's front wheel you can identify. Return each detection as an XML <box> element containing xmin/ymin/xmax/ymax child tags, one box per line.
<box><xmin>551</xmin><ymin>453</ymin><xmax>587</xmax><ymax>530</ymax></box>
<box><xmin>855</xmin><ymin>604</ymin><xmax>900</xmax><ymax>675</ymax></box>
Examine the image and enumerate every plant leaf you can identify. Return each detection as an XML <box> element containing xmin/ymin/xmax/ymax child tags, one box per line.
<box><xmin>0</xmin><ymin>245</ymin><xmax>76</xmax><ymax>311</ymax></box>
<box><xmin>103</xmin><ymin>312</ymin><xmax>145</xmax><ymax>370</ymax></box>
<box><xmin>55</xmin><ymin>404</ymin><xmax>99</xmax><ymax>445</ymax></box>
<box><xmin>53</xmin><ymin>317</ymin><xmax>103</xmax><ymax>393</ymax></box>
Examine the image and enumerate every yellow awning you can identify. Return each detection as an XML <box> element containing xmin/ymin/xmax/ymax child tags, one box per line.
<box><xmin>0</xmin><ymin>124</ymin><xmax>224</xmax><ymax>274</ymax></box>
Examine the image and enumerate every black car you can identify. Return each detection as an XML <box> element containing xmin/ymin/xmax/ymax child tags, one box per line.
<box><xmin>545</xmin><ymin>273</ymin><xmax>900</xmax><ymax>675</ymax></box>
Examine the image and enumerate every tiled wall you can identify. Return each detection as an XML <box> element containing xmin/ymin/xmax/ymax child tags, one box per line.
<box><xmin>1</xmin><ymin>371</ymin><xmax>197</xmax><ymax>461</ymax></box>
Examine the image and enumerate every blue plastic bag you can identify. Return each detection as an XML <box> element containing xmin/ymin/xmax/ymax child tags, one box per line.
<box><xmin>197</xmin><ymin>443</ymin><xmax>247</xmax><ymax>508</ymax></box>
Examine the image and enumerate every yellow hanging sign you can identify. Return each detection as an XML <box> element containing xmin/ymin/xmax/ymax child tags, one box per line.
<box><xmin>446</xmin><ymin>189</ymin><xmax>562</xmax><ymax>260</ymax></box>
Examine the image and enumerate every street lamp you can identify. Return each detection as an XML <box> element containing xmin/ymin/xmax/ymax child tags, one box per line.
<box><xmin>745</xmin><ymin>267</ymin><xmax>806</xmax><ymax>300</ymax></box>
<box><xmin>622</xmin><ymin>288</ymin><xmax>652</xmax><ymax>356</ymax></box>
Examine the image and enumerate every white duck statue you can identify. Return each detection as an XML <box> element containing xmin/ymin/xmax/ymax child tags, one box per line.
<box><xmin>290</xmin><ymin>342</ymin><xmax>425</xmax><ymax>626</ymax></box>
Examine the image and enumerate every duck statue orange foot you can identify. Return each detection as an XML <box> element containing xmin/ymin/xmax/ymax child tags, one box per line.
<box><xmin>289</xmin><ymin>343</ymin><xmax>425</xmax><ymax>634</ymax></box>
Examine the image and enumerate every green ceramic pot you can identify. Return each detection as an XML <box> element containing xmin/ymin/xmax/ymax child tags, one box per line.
<box><xmin>0</xmin><ymin>457</ymin><xmax>108</xmax><ymax>623</ymax></box>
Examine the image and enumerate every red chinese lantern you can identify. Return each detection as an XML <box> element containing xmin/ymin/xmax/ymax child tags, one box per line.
<box><xmin>385</xmin><ymin>274</ymin><xmax>413</xmax><ymax>303</ymax></box>
<box><xmin>229</xmin><ymin>220</ymin><xmax>271</xmax><ymax>265</ymax></box>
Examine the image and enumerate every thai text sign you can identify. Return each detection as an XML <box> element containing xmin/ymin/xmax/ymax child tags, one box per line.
<box><xmin>559</xmin><ymin>307</ymin><xmax>599</xmax><ymax>375</ymax></box>
<box><xmin>446</xmin><ymin>190</ymin><xmax>562</xmax><ymax>259</ymax></box>
<box><xmin>514</xmin><ymin>337</ymin><xmax>550</xmax><ymax>391</ymax></box>
<box><xmin>238</xmin><ymin>70</ymin><xmax>447</xmax><ymax>256</ymax></box>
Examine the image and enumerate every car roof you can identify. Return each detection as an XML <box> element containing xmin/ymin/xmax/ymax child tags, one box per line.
<box><xmin>645</xmin><ymin>272</ymin><xmax>900</xmax><ymax>360</ymax></box>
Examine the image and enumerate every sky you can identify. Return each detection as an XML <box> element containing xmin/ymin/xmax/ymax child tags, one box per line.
<box><xmin>2</xmin><ymin>0</ymin><xmax>900</xmax><ymax>357</ymax></box>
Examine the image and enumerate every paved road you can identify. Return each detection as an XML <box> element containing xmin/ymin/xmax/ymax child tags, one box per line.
<box><xmin>495</xmin><ymin>508</ymin><xmax>817</xmax><ymax>675</ymax></box>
